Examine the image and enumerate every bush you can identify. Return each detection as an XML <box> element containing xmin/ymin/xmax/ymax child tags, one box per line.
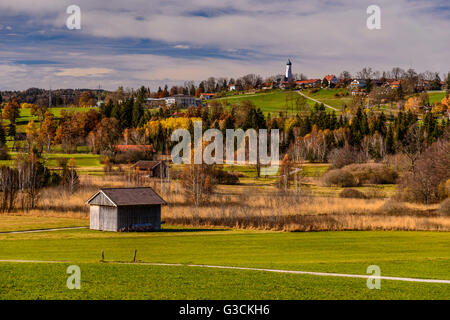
<box><xmin>328</xmin><ymin>144</ymin><xmax>368</xmax><ymax>169</ymax></box>
<box><xmin>214</xmin><ymin>169</ymin><xmax>239</xmax><ymax>185</ymax></box>
<box><xmin>339</xmin><ymin>188</ymin><xmax>366</xmax><ymax>199</ymax></box>
<box><xmin>397</xmin><ymin>138</ymin><xmax>450</xmax><ymax>204</ymax></box>
<box><xmin>341</xmin><ymin>163</ymin><xmax>398</xmax><ymax>185</ymax></box>
<box><xmin>322</xmin><ymin>169</ymin><xmax>358</xmax><ymax>187</ymax></box>
<box><xmin>438</xmin><ymin>198</ymin><xmax>450</xmax><ymax>216</ymax></box>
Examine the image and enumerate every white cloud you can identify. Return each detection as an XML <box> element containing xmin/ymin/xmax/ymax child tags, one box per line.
<box><xmin>0</xmin><ymin>0</ymin><xmax>448</xmax><ymax>89</ymax></box>
<box><xmin>55</xmin><ymin>67</ymin><xmax>113</xmax><ymax>77</ymax></box>
<box><xmin>173</xmin><ymin>44</ymin><xmax>190</xmax><ymax>49</ymax></box>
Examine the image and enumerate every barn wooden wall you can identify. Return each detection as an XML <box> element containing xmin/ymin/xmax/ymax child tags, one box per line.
<box><xmin>99</xmin><ymin>206</ymin><xmax>118</xmax><ymax>231</ymax></box>
<box><xmin>117</xmin><ymin>205</ymin><xmax>161</xmax><ymax>230</ymax></box>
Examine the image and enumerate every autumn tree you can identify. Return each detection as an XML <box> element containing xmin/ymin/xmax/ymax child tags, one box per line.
<box><xmin>3</xmin><ymin>99</ymin><xmax>20</xmax><ymax>148</ymax></box>
<box><xmin>88</xmin><ymin>117</ymin><xmax>121</xmax><ymax>154</ymax></box>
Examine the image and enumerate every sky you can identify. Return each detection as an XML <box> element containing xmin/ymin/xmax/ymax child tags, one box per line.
<box><xmin>0</xmin><ymin>0</ymin><xmax>449</xmax><ymax>91</ymax></box>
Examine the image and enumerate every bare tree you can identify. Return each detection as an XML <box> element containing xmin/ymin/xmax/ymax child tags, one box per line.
<box><xmin>401</xmin><ymin>123</ymin><xmax>425</xmax><ymax>171</ymax></box>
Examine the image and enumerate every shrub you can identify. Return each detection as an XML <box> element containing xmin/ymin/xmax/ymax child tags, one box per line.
<box><xmin>322</xmin><ymin>169</ymin><xmax>358</xmax><ymax>187</ymax></box>
<box><xmin>214</xmin><ymin>169</ymin><xmax>239</xmax><ymax>185</ymax></box>
<box><xmin>380</xmin><ymin>199</ymin><xmax>414</xmax><ymax>215</ymax></box>
<box><xmin>329</xmin><ymin>144</ymin><xmax>368</xmax><ymax>169</ymax></box>
<box><xmin>438</xmin><ymin>198</ymin><xmax>450</xmax><ymax>216</ymax></box>
<box><xmin>341</xmin><ymin>163</ymin><xmax>398</xmax><ymax>185</ymax></box>
<box><xmin>339</xmin><ymin>188</ymin><xmax>366</xmax><ymax>199</ymax></box>
<box><xmin>397</xmin><ymin>138</ymin><xmax>450</xmax><ymax>204</ymax></box>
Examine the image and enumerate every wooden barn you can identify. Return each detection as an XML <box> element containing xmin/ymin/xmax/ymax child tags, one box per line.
<box><xmin>86</xmin><ymin>187</ymin><xmax>166</xmax><ymax>232</ymax></box>
<box><xmin>131</xmin><ymin>160</ymin><xmax>168</xmax><ymax>178</ymax></box>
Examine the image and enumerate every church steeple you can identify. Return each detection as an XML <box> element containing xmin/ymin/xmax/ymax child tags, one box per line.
<box><xmin>285</xmin><ymin>59</ymin><xmax>292</xmax><ymax>82</ymax></box>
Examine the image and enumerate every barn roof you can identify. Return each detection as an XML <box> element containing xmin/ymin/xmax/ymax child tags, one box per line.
<box><xmin>131</xmin><ymin>160</ymin><xmax>162</xmax><ymax>170</ymax></box>
<box><xmin>86</xmin><ymin>187</ymin><xmax>167</xmax><ymax>206</ymax></box>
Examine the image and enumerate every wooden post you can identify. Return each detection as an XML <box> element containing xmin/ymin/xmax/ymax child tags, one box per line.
<box><xmin>133</xmin><ymin>249</ymin><xmax>137</xmax><ymax>262</ymax></box>
<box><xmin>101</xmin><ymin>249</ymin><xmax>104</xmax><ymax>262</ymax></box>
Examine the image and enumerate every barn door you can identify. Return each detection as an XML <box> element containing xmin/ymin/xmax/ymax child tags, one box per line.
<box><xmin>90</xmin><ymin>206</ymin><xmax>100</xmax><ymax>230</ymax></box>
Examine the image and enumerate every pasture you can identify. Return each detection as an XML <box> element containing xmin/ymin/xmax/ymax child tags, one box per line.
<box><xmin>214</xmin><ymin>90</ymin><xmax>315</xmax><ymax>115</ymax></box>
<box><xmin>0</xmin><ymin>223</ymin><xmax>449</xmax><ymax>299</ymax></box>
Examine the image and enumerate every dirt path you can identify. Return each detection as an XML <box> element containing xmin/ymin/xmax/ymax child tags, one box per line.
<box><xmin>1</xmin><ymin>259</ymin><xmax>449</xmax><ymax>284</ymax></box>
<box><xmin>0</xmin><ymin>227</ymin><xmax>88</xmax><ymax>234</ymax></box>
<box><xmin>296</xmin><ymin>90</ymin><xmax>338</xmax><ymax>111</ymax></box>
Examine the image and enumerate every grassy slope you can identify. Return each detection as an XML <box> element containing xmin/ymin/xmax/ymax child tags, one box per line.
<box><xmin>215</xmin><ymin>90</ymin><xmax>314</xmax><ymax>115</ymax></box>
<box><xmin>427</xmin><ymin>91</ymin><xmax>446</xmax><ymax>104</ymax></box>
<box><xmin>300</xmin><ymin>88</ymin><xmax>351</xmax><ymax>110</ymax></box>
<box><xmin>0</xmin><ymin>227</ymin><xmax>449</xmax><ymax>299</ymax></box>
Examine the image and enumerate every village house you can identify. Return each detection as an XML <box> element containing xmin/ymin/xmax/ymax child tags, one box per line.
<box><xmin>322</xmin><ymin>75</ymin><xmax>339</xmax><ymax>88</ymax></box>
<box><xmin>295</xmin><ymin>79</ymin><xmax>321</xmax><ymax>89</ymax></box>
<box><xmin>350</xmin><ymin>79</ymin><xmax>367</xmax><ymax>89</ymax></box>
<box><xmin>163</xmin><ymin>94</ymin><xmax>198</xmax><ymax>108</ymax></box>
<box><xmin>200</xmin><ymin>93</ymin><xmax>216</xmax><ymax>100</ymax></box>
<box><xmin>86</xmin><ymin>187</ymin><xmax>166</xmax><ymax>232</ymax></box>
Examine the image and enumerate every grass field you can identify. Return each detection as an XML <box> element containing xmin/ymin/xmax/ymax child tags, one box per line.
<box><xmin>300</xmin><ymin>88</ymin><xmax>352</xmax><ymax>110</ymax></box>
<box><xmin>214</xmin><ymin>90</ymin><xmax>314</xmax><ymax>115</ymax></box>
<box><xmin>0</xmin><ymin>216</ymin><xmax>88</xmax><ymax>232</ymax></box>
<box><xmin>427</xmin><ymin>91</ymin><xmax>447</xmax><ymax>104</ymax></box>
<box><xmin>0</xmin><ymin>221</ymin><xmax>449</xmax><ymax>299</ymax></box>
<box><xmin>0</xmin><ymin>152</ymin><xmax>102</xmax><ymax>173</ymax></box>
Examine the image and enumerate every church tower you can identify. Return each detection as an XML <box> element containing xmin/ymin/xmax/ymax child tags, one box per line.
<box><xmin>285</xmin><ymin>59</ymin><xmax>292</xmax><ymax>82</ymax></box>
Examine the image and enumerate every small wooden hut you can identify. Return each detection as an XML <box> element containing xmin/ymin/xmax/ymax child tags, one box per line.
<box><xmin>131</xmin><ymin>160</ymin><xmax>167</xmax><ymax>178</ymax></box>
<box><xmin>86</xmin><ymin>187</ymin><xmax>166</xmax><ymax>232</ymax></box>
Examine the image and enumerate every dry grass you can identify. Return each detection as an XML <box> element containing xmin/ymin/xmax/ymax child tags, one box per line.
<box><xmin>5</xmin><ymin>174</ymin><xmax>450</xmax><ymax>232</ymax></box>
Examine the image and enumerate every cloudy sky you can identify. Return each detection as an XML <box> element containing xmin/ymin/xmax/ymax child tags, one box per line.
<box><xmin>0</xmin><ymin>0</ymin><xmax>449</xmax><ymax>90</ymax></box>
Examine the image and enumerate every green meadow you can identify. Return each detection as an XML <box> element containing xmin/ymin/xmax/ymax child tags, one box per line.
<box><xmin>215</xmin><ymin>90</ymin><xmax>315</xmax><ymax>115</ymax></box>
<box><xmin>300</xmin><ymin>88</ymin><xmax>352</xmax><ymax>110</ymax></box>
<box><xmin>0</xmin><ymin>223</ymin><xmax>449</xmax><ymax>299</ymax></box>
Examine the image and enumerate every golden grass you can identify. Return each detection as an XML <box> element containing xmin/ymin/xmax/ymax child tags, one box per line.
<box><xmin>4</xmin><ymin>174</ymin><xmax>449</xmax><ymax>232</ymax></box>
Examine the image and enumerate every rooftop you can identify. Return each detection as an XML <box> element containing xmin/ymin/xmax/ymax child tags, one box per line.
<box><xmin>86</xmin><ymin>187</ymin><xmax>167</xmax><ymax>206</ymax></box>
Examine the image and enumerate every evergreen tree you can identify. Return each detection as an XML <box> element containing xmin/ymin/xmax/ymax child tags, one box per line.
<box><xmin>385</xmin><ymin>125</ymin><xmax>395</xmax><ymax>154</ymax></box>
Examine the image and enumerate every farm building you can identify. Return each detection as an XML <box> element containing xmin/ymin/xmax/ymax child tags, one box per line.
<box><xmin>86</xmin><ymin>187</ymin><xmax>167</xmax><ymax>232</ymax></box>
<box><xmin>131</xmin><ymin>160</ymin><xmax>168</xmax><ymax>178</ymax></box>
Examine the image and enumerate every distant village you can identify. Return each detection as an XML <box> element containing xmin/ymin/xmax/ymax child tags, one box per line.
<box><xmin>1</xmin><ymin>60</ymin><xmax>448</xmax><ymax>113</ymax></box>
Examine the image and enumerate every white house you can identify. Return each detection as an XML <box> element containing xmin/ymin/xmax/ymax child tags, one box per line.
<box><xmin>163</xmin><ymin>94</ymin><xmax>197</xmax><ymax>108</ymax></box>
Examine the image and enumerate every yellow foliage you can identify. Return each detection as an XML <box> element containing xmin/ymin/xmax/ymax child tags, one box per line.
<box><xmin>21</xmin><ymin>103</ymin><xmax>34</xmax><ymax>109</ymax></box>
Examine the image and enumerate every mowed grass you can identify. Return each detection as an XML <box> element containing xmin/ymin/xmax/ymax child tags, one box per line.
<box><xmin>0</xmin><ymin>226</ymin><xmax>449</xmax><ymax>299</ymax></box>
<box><xmin>17</xmin><ymin>106</ymin><xmax>97</xmax><ymax>122</ymax></box>
<box><xmin>2</xmin><ymin>261</ymin><xmax>449</xmax><ymax>300</ymax></box>
<box><xmin>427</xmin><ymin>91</ymin><xmax>447</xmax><ymax>104</ymax></box>
<box><xmin>0</xmin><ymin>216</ymin><xmax>88</xmax><ymax>232</ymax></box>
<box><xmin>301</xmin><ymin>88</ymin><xmax>352</xmax><ymax>110</ymax></box>
<box><xmin>0</xmin><ymin>152</ymin><xmax>102</xmax><ymax>172</ymax></box>
<box><xmin>215</xmin><ymin>90</ymin><xmax>313</xmax><ymax>114</ymax></box>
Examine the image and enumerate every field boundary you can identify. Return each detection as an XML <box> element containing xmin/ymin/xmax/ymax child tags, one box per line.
<box><xmin>2</xmin><ymin>259</ymin><xmax>450</xmax><ymax>284</ymax></box>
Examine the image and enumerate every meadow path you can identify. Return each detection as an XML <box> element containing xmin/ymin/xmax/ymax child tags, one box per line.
<box><xmin>296</xmin><ymin>90</ymin><xmax>338</xmax><ymax>111</ymax></box>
